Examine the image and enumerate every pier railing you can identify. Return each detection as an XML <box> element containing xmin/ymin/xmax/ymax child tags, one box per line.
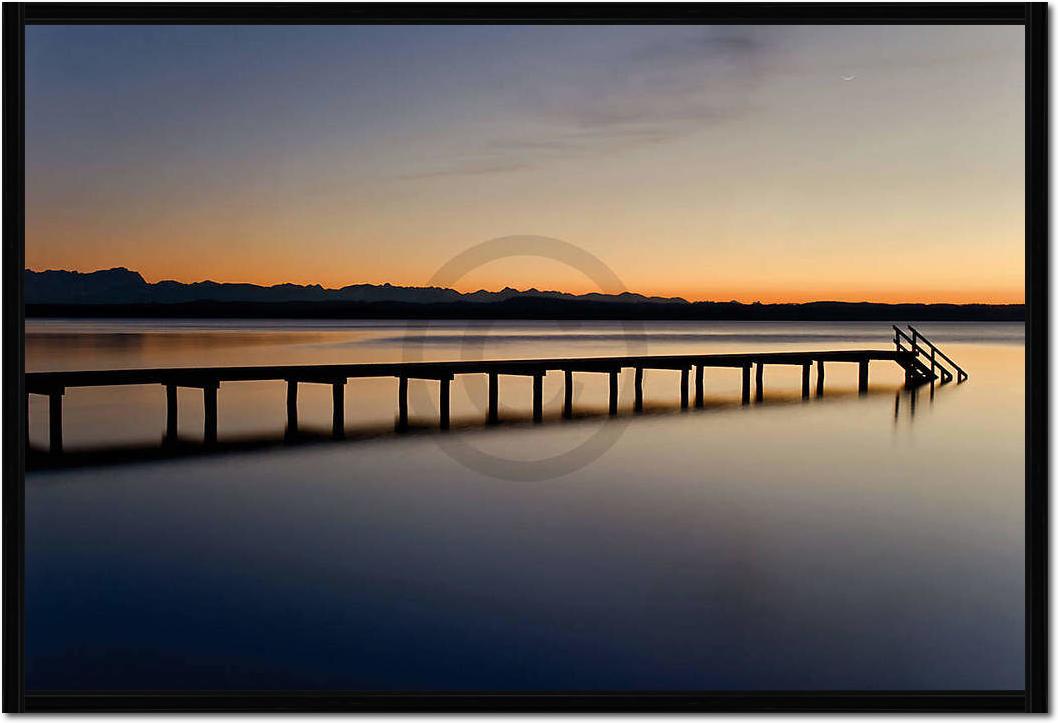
<box><xmin>892</xmin><ymin>325</ymin><xmax>968</xmax><ymax>384</ymax></box>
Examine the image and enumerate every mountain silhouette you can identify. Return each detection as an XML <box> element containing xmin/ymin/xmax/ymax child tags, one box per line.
<box><xmin>24</xmin><ymin>267</ymin><xmax>689</xmax><ymax>306</ymax></box>
<box><xmin>23</xmin><ymin>267</ymin><xmax>1023</xmax><ymax>321</ymax></box>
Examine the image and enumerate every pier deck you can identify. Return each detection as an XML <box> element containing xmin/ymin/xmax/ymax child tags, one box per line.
<box><xmin>26</xmin><ymin>346</ymin><xmax>942</xmax><ymax>455</ymax></box>
<box><xmin>26</xmin><ymin>349</ymin><xmax>914</xmax><ymax>391</ymax></box>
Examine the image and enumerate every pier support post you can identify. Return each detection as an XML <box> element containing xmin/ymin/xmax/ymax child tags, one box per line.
<box><xmin>286</xmin><ymin>379</ymin><xmax>299</xmax><ymax>435</ymax></box>
<box><xmin>816</xmin><ymin>360</ymin><xmax>825</xmax><ymax>397</ymax></box>
<box><xmin>858</xmin><ymin>360</ymin><xmax>869</xmax><ymax>395</ymax></box>
<box><xmin>48</xmin><ymin>389</ymin><xmax>64</xmax><ymax>454</ymax></box>
<box><xmin>398</xmin><ymin>376</ymin><xmax>409</xmax><ymax>431</ymax></box>
<box><xmin>741</xmin><ymin>365</ymin><xmax>751</xmax><ymax>405</ymax></box>
<box><xmin>563</xmin><ymin>370</ymin><xmax>573</xmax><ymax>419</ymax></box>
<box><xmin>203</xmin><ymin>383</ymin><xmax>218</xmax><ymax>445</ymax></box>
<box><xmin>608</xmin><ymin>370</ymin><xmax>619</xmax><ymax>415</ymax></box>
<box><xmin>694</xmin><ymin>365</ymin><xmax>704</xmax><ymax>408</ymax></box>
<box><xmin>487</xmin><ymin>372</ymin><xmax>499</xmax><ymax>424</ymax></box>
<box><xmin>680</xmin><ymin>368</ymin><xmax>690</xmax><ymax>409</ymax></box>
<box><xmin>532</xmin><ymin>373</ymin><xmax>543</xmax><ymax>423</ymax></box>
<box><xmin>439</xmin><ymin>378</ymin><xmax>450</xmax><ymax>430</ymax></box>
<box><xmin>165</xmin><ymin>384</ymin><xmax>178</xmax><ymax>444</ymax></box>
<box><xmin>755</xmin><ymin>363</ymin><xmax>764</xmax><ymax>403</ymax></box>
<box><xmin>634</xmin><ymin>367</ymin><xmax>644</xmax><ymax>413</ymax></box>
<box><xmin>332</xmin><ymin>381</ymin><xmax>346</xmax><ymax>438</ymax></box>
<box><xmin>801</xmin><ymin>363</ymin><xmax>811</xmax><ymax>399</ymax></box>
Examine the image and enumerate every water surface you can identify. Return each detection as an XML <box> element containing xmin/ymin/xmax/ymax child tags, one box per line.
<box><xmin>25</xmin><ymin>320</ymin><xmax>1025</xmax><ymax>691</ymax></box>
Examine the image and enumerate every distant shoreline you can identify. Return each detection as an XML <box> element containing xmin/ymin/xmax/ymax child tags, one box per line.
<box><xmin>25</xmin><ymin>299</ymin><xmax>1025</xmax><ymax>322</ymax></box>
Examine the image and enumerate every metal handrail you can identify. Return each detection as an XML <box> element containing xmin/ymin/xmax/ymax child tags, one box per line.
<box><xmin>907</xmin><ymin>325</ymin><xmax>968</xmax><ymax>379</ymax></box>
<box><xmin>892</xmin><ymin>324</ymin><xmax>966</xmax><ymax>382</ymax></box>
<box><xmin>891</xmin><ymin>326</ymin><xmax>940</xmax><ymax>380</ymax></box>
<box><xmin>892</xmin><ymin>325</ymin><xmax>914</xmax><ymax>348</ymax></box>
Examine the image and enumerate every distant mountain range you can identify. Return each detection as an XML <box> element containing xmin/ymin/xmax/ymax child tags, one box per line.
<box><xmin>24</xmin><ymin>267</ymin><xmax>1024</xmax><ymax>321</ymax></box>
<box><xmin>25</xmin><ymin>267</ymin><xmax>688</xmax><ymax>306</ymax></box>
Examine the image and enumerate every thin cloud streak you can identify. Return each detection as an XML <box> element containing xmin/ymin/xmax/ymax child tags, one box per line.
<box><xmin>398</xmin><ymin>162</ymin><xmax>531</xmax><ymax>181</ymax></box>
<box><xmin>401</xmin><ymin>27</ymin><xmax>779</xmax><ymax>180</ymax></box>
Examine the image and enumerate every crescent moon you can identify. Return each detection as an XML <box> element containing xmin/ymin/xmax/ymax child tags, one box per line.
<box><xmin>841</xmin><ymin>74</ymin><xmax>856</xmax><ymax>81</ymax></box>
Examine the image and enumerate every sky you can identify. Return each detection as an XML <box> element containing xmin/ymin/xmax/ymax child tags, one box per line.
<box><xmin>25</xmin><ymin>24</ymin><xmax>1024</xmax><ymax>304</ymax></box>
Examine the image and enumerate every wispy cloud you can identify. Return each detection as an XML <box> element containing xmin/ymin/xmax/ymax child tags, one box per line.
<box><xmin>401</xmin><ymin>27</ymin><xmax>778</xmax><ymax>181</ymax></box>
<box><xmin>397</xmin><ymin>161</ymin><xmax>531</xmax><ymax>181</ymax></box>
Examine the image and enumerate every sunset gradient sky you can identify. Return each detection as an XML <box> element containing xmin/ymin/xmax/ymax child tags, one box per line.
<box><xmin>26</xmin><ymin>24</ymin><xmax>1024</xmax><ymax>303</ymax></box>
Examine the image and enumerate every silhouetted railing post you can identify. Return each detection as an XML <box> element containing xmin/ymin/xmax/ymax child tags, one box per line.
<box><xmin>858</xmin><ymin>360</ymin><xmax>869</xmax><ymax>394</ymax></box>
<box><xmin>203</xmin><ymin>383</ymin><xmax>218</xmax><ymax>444</ymax></box>
<box><xmin>634</xmin><ymin>367</ymin><xmax>643</xmax><ymax>413</ymax></box>
<box><xmin>816</xmin><ymin>360</ymin><xmax>825</xmax><ymax>397</ymax></box>
<box><xmin>741</xmin><ymin>365</ymin><xmax>750</xmax><ymax>405</ymax></box>
<box><xmin>487</xmin><ymin>372</ymin><xmax>499</xmax><ymax>424</ymax></box>
<box><xmin>165</xmin><ymin>384</ymin><xmax>178</xmax><ymax>443</ymax></box>
<box><xmin>608</xmin><ymin>370</ymin><xmax>618</xmax><ymax>415</ymax></box>
<box><xmin>532</xmin><ymin>373</ymin><xmax>544</xmax><ymax>423</ymax></box>
<box><xmin>286</xmin><ymin>380</ymin><xmax>298</xmax><ymax>434</ymax></box>
<box><xmin>332</xmin><ymin>380</ymin><xmax>345</xmax><ymax>438</ymax></box>
<box><xmin>680</xmin><ymin>367</ymin><xmax>690</xmax><ymax>409</ymax></box>
<box><xmin>801</xmin><ymin>363</ymin><xmax>811</xmax><ymax>399</ymax></box>
<box><xmin>439</xmin><ymin>378</ymin><xmax>450</xmax><ymax>430</ymax></box>
<box><xmin>398</xmin><ymin>376</ymin><xmax>409</xmax><ymax>431</ymax></box>
<box><xmin>694</xmin><ymin>365</ymin><xmax>704</xmax><ymax>408</ymax></box>
<box><xmin>563</xmin><ymin>370</ymin><xmax>573</xmax><ymax>419</ymax></box>
<box><xmin>48</xmin><ymin>389</ymin><xmax>63</xmax><ymax>454</ymax></box>
<box><xmin>755</xmin><ymin>363</ymin><xmax>764</xmax><ymax>403</ymax></box>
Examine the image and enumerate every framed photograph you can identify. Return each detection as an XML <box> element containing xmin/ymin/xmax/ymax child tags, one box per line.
<box><xmin>3</xmin><ymin>2</ymin><xmax>1047</xmax><ymax>713</ymax></box>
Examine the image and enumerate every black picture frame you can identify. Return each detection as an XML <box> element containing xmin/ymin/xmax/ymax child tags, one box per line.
<box><xmin>2</xmin><ymin>2</ymin><xmax>1048</xmax><ymax>713</ymax></box>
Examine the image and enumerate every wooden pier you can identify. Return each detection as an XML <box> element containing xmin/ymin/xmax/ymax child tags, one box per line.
<box><xmin>25</xmin><ymin>326</ymin><xmax>964</xmax><ymax>454</ymax></box>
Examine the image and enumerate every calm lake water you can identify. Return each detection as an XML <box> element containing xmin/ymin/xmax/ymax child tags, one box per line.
<box><xmin>25</xmin><ymin>320</ymin><xmax>1025</xmax><ymax>691</ymax></box>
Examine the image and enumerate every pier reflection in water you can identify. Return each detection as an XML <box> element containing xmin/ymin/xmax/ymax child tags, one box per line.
<box><xmin>29</xmin><ymin>378</ymin><xmax>926</xmax><ymax>471</ymax></box>
<box><xmin>25</xmin><ymin>321</ymin><xmax>1024</xmax><ymax>691</ymax></box>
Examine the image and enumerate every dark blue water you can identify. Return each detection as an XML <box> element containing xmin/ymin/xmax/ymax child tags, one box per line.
<box><xmin>25</xmin><ymin>321</ymin><xmax>1024</xmax><ymax>691</ymax></box>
